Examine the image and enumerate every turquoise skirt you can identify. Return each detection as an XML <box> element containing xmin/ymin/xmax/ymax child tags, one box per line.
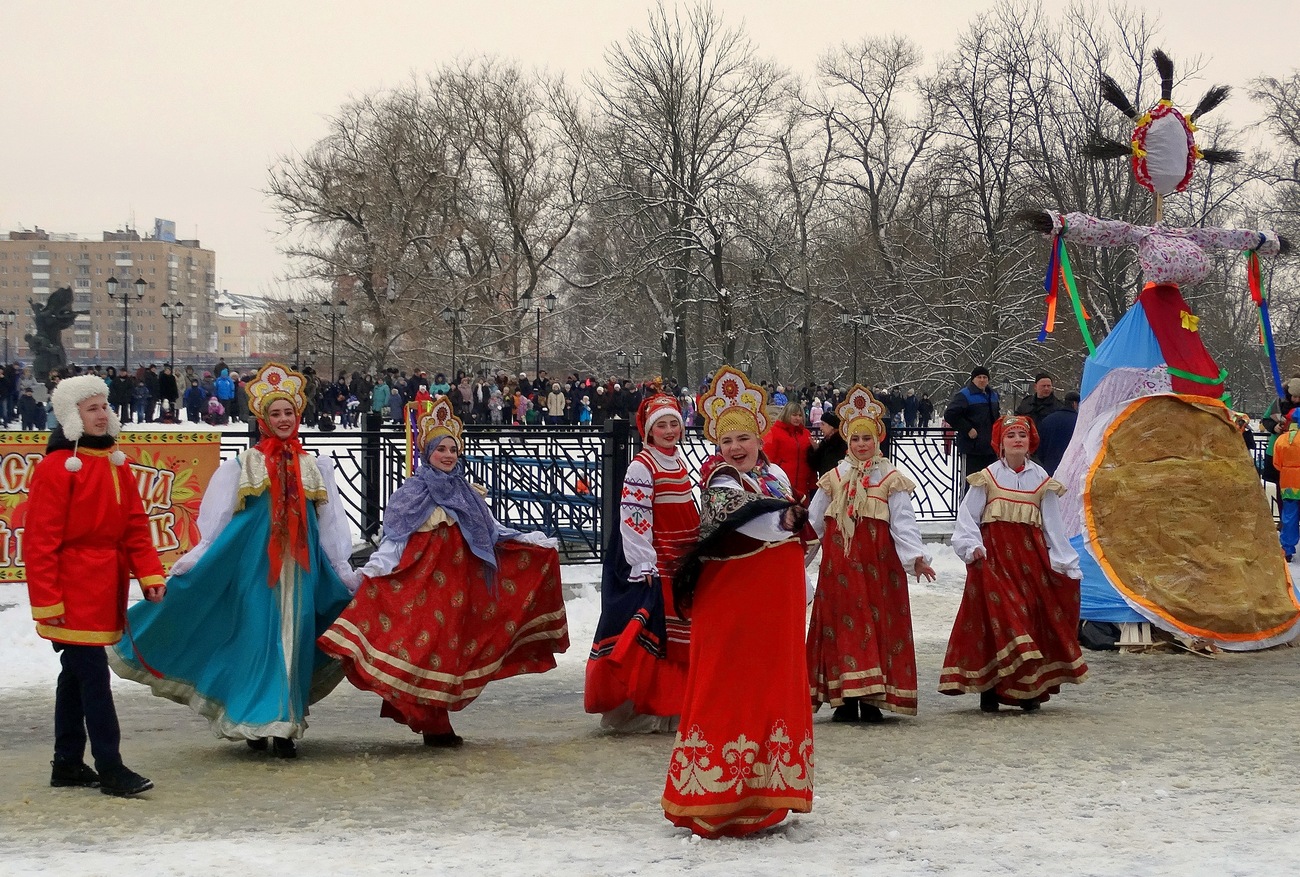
<box><xmin>111</xmin><ymin>491</ymin><xmax>353</xmax><ymax>740</ymax></box>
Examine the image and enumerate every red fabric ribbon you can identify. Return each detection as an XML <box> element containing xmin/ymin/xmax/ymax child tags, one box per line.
<box><xmin>255</xmin><ymin>422</ymin><xmax>311</xmax><ymax>587</ymax></box>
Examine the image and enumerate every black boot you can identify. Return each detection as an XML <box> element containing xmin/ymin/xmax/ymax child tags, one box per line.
<box><xmin>50</xmin><ymin>759</ymin><xmax>100</xmax><ymax>788</ymax></box>
<box><xmin>271</xmin><ymin>737</ymin><xmax>298</xmax><ymax>759</ymax></box>
<box><xmin>859</xmin><ymin>702</ymin><xmax>885</xmax><ymax>723</ymax></box>
<box><xmin>979</xmin><ymin>690</ymin><xmax>1000</xmax><ymax>713</ymax></box>
<box><xmin>1018</xmin><ymin>698</ymin><xmax>1041</xmax><ymax>712</ymax></box>
<box><xmin>246</xmin><ymin>738</ymin><xmax>269</xmax><ymax>752</ymax></box>
<box><xmin>831</xmin><ymin>699</ymin><xmax>859</xmax><ymax>723</ymax></box>
<box><xmin>422</xmin><ymin>732</ymin><xmax>464</xmax><ymax>748</ymax></box>
<box><xmin>98</xmin><ymin>764</ymin><xmax>154</xmax><ymax>797</ymax></box>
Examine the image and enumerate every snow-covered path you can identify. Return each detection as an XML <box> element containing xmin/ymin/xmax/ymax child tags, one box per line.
<box><xmin>3</xmin><ymin>548</ymin><xmax>1300</xmax><ymax>876</ymax></box>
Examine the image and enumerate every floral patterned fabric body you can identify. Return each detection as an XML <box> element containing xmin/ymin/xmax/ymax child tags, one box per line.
<box><xmin>662</xmin><ymin>469</ymin><xmax>812</xmax><ymax>838</ymax></box>
<box><xmin>807</xmin><ymin>517</ymin><xmax>918</xmax><ymax>715</ymax></box>
<box><xmin>318</xmin><ymin>520</ymin><xmax>569</xmax><ymax>732</ymax></box>
<box><xmin>255</xmin><ymin>433</ymin><xmax>311</xmax><ymax>587</ymax></box>
<box><xmin>939</xmin><ymin>519</ymin><xmax>1088</xmax><ymax>703</ymax></box>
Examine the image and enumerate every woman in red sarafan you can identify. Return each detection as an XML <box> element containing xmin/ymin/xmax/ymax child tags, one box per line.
<box><xmin>585</xmin><ymin>393</ymin><xmax>700</xmax><ymax>732</ymax></box>
<box><xmin>318</xmin><ymin>397</ymin><xmax>569</xmax><ymax>746</ymax></box>
<box><xmin>939</xmin><ymin>415</ymin><xmax>1088</xmax><ymax>712</ymax></box>
<box><xmin>807</xmin><ymin>386</ymin><xmax>934</xmax><ymax>723</ymax></box>
<box><xmin>662</xmin><ymin>366</ymin><xmax>813</xmax><ymax>839</ymax></box>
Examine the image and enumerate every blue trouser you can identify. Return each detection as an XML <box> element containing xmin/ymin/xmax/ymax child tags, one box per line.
<box><xmin>53</xmin><ymin>644</ymin><xmax>122</xmax><ymax>771</ymax></box>
<box><xmin>1281</xmin><ymin>499</ymin><xmax>1300</xmax><ymax>557</ymax></box>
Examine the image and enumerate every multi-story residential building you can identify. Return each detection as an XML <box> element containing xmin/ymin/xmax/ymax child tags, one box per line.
<box><xmin>0</xmin><ymin>220</ymin><xmax>218</xmax><ymax>370</ymax></box>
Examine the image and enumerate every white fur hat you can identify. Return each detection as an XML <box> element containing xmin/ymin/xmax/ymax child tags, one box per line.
<box><xmin>52</xmin><ymin>375</ymin><xmax>121</xmax><ymax>442</ymax></box>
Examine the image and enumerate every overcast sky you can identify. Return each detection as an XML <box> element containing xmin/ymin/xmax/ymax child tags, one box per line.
<box><xmin>4</xmin><ymin>0</ymin><xmax>1297</xmax><ymax>296</ymax></box>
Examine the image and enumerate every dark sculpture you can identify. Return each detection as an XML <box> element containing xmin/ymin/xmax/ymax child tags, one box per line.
<box><xmin>26</xmin><ymin>287</ymin><xmax>87</xmax><ymax>381</ymax></box>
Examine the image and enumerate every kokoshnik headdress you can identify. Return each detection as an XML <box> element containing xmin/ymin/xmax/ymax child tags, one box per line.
<box><xmin>836</xmin><ymin>385</ymin><xmax>887</xmax><ymax>443</ymax></box>
<box><xmin>417</xmin><ymin>396</ymin><xmax>464</xmax><ymax>455</ymax></box>
<box><xmin>699</xmin><ymin>366</ymin><xmax>769</xmax><ymax>445</ymax></box>
<box><xmin>247</xmin><ymin>363</ymin><xmax>308</xmax><ymax>420</ymax></box>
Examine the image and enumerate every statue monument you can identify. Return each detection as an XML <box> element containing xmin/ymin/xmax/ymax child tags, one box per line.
<box><xmin>26</xmin><ymin>287</ymin><xmax>87</xmax><ymax>381</ymax></box>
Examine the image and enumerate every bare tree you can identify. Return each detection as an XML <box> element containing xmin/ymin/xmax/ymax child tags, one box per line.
<box><xmin>585</xmin><ymin>1</ymin><xmax>786</xmax><ymax>385</ymax></box>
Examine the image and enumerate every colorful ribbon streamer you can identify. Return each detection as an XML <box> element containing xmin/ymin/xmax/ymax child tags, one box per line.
<box><xmin>1246</xmin><ymin>250</ymin><xmax>1285</xmax><ymax>400</ymax></box>
<box><xmin>1039</xmin><ymin>231</ymin><xmax>1096</xmax><ymax>354</ymax></box>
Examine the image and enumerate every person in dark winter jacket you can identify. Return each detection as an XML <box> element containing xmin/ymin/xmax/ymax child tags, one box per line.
<box><xmin>1035</xmin><ymin>391</ymin><xmax>1079</xmax><ymax>476</ymax></box>
<box><xmin>183</xmin><ymin>380</ymin><xmax>207</xmax><ymax>423</ymax></box>
<box><xmin>18</xmin><ymin>387</ymin><xmax>42</xmax><ymax>430</ymax></box>
<box><xmin>159</xmin><ymin>366</ymin><xmax>179</xmax><ymax>417</ymax></box>
<box><xmin>918</xmin><ymin>394</ymin><xmax>935</xmax><ymax>428</ymax></box>
<box><xmin>1014</xmin><ymin>373</ymin><xmax>1065</xmax><ymax>427</ymax></box>
<box><xmin>943</xmin><ymin>366</ymin><xmax>1001</xmax><ymax>478</ymax></box>
<box><xmin>809</xmin><ymin>412</ymin><xmax>848</xmax><ymax>476</ymax></box>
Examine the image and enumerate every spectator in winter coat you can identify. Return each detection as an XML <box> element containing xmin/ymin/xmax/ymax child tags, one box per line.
<box><xmin>918</xmin><ymin>394</ymin><xmax>935</xmax><ymax>428</ymax></box>
<box><xmin>903</xmin><ymin>390</ymin><xmax>920</xmax><ymax>429</ymax></box>
<box><xmin>762</xmin><ymin>401</ymin><xmax>817</xmax><ymax>504</ymax></box>
<box><xmin>18</xmin><ymin>387</ymin><xmax>42</xmax><ymax>430</ymax></box>
<box><xmin>545</xmin><ymin>383</ymin><xmax>567</xmax><ymax>425</ymax></box>
<box><xmin>943</xmin><ymin>366</ymin><xmax>1001</xmax><ymax>478</ymax></box>
<box><xmin>809</xmin><ymin>412</ymin><xmax>848</xmax><ymax>477</ymax></box>
<box><xmin>1014</xmin><ymin>372</ymin><xmax>1065</xmax><ymax>427</ymax></box>
<box><xmin>1035</xmin><ymin>391</ymin><xmax>1079</xmax><ymax>476</ymax></box>
<box><xmin>183</xmin><ymin>380</ymin><xmax>207</xmax><ymax>423</ymax></box>
<box><xmin>159</xmin><ymin>366</ymin><xmax>179</xmax><ymax>417</ymax></box>
<box><xmin>808</xmin><ymin>399</ymin><xmax>824</xmax><ymax>428</ymax></box>
<box><xmin>106</xmin><ymin>367</ymin><xmax>133</xmax><ymax>424</ymax></box>
<box><xmin>371</xmin><ymin>380</ymin><xmax>391</xmax><ymax>416</ymax></box>
<box><xmin>214</xmin><ymin>369</ymin><xmax>236</xmax><ymax>413</ymax></box>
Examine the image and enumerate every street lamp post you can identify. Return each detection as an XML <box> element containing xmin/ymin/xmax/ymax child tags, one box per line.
<box><xmin>838</xmin><ymin>311</ymin><xmax>873</xmax><ymax>385</ymax></box>
<box><xmin>106</xmin><ymin>275</ymin><xmax>146</xmax><ymax>371</ymax></box>
<box><xmin>0</xmin><ymin>310</ymin><xmax>15</xmax><ymax>364</ymax></box>
<box><xmin>321</xmin><ymin>299</ymin><xmax>349</xmax><ymax>381</ymax></box>
<box><xmin>615</xmin><ymin>349</ymin><xmax>642</xmax><ymax>381</ymax></box>
<box><xmin>285</xmin><ymin>307</ymin><xmax>308</xmax><ymax>370</ymax></box>
<box><xmin>440</xmin><ymin>305</ymin><xmax>465</xmax><ymax>379</ymax></box>
<box><xmin>740</xmin><ymin>356</ymin><xmax>753</xmax><ymax>375</ymax></box>
<box><xmin>519</xmin><ymin>291</ymin><xmax>556</xmax><ymax>379</ymax></box>
<box><xmin>160</xmin><ymin>300</ymin><xmax>185</xmax><ymax>368</ymax></box>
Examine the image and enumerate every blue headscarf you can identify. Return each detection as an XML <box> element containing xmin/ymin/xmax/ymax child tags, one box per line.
<box><xmin>381</xmin><ymin>453</ymin><xmax>507</xmax><ymax>584</ymax></box>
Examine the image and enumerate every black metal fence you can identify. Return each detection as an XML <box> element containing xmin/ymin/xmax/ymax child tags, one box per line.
<box><xmin>218</xmin><ymin>418</ymin><xmax>968</xmax><ymax>561</ymax></box>
<box><xmin>217</xmin><ymin>419</ymin><xmax>1278</xmax><ymax>561</ymax></box>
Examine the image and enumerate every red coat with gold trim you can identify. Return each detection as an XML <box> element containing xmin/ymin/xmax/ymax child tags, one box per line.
<box><xmin>24</xmin><ymin>447</ymin><xmax>166</xmax><ymax>645</ymax></box>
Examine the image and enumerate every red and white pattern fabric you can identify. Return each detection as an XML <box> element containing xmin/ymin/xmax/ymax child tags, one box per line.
<box><xmin>319</xmin><ymin>521</ymin><xmax>569</xmax><ymax>733</ymax></box>
<box><xmin>806</xmin><ymin>458</ymin><xmax>929</xmax><ymax>715</ymax></box>
<box><xmin>662</xmin><ymin>466</ymin><xmax>812</xmax><ymax>838</ymax></box>
<box><xmin>940</xmin><ymin>461</ymin><xmax>1087</xmax><ymax>703</ymax></box>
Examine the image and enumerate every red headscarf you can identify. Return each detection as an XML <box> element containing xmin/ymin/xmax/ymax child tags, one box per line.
<box><xmin>255</xmin><ymin>415</ymin><xmax>311</xmax><ymax>587</ymax></box>
<box><xmin>991</xmin><ymin>414</ymin><xmax>1040</xmax><ymax>457</ymax></box>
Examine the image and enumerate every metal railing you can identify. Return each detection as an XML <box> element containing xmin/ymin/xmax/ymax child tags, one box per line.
<box><xmin>216</xmin><ymin>420</ymin><xmax>1277</xmax><ymax>560</ymax></box>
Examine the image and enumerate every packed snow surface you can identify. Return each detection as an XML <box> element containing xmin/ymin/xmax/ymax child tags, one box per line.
<box><xmin>3</xmin><ymin>548</ymin><xmax>1300</xmax><ymax>875</ymax></box>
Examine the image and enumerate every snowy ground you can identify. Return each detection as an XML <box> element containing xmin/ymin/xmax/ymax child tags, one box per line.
<box><xmin>3</xmin><ymin>548</ymin><xmax>1300</xmax><ymax>876</ymax></box>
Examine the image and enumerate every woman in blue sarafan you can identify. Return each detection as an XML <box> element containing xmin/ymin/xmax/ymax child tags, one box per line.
<box><xmin>110</xmin><ymin>363</ymin><xmax>358</xmax><ymax>759</ymax></box>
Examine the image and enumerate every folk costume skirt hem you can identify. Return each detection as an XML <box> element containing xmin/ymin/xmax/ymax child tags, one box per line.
<box><xmin>938</xmin><ymin>521</ymin><xmax>1087</xmax><ymax>702</ymax></box>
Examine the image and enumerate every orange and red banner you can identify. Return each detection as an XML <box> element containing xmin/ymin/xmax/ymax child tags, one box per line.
<box><xmin>0</xmin><ymin>431</ymin><xmax>222</xmax><ymax>582</ymax></box>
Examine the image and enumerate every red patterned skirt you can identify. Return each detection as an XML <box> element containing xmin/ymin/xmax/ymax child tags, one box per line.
<box><xmin>318</xmin><ymin>524</ymin><xmax>569</xmax><ymax>733</ymax></box>
<box><xmin>939</xmin><ymin>520</ymin><xmax>1087</xmax><ymax>702</ymax></box>
<box><xmin>807</xmin><ymin>518</ymin><xmax>917</xmax><ymax>715</ymax></box>
<box><xmin>662</xmin><ymin>541</ymin><xmax>813</xmax><ymax>838</ymax></box>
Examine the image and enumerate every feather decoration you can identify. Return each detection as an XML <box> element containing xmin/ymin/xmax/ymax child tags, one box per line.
<box><xmin>1083</xmin><ymin>135</ymin><xmax>1133</xmax><ymax>160</ymax></box>
<box><xmin>1199</xmin><ymin>147</ymin><xmax>1242</xmax><ymax>164</ymax></box>
<box><xmin>1099</xmin><ymin>74</ymin><xmax>1138</xmax><ymax>119</ymax></box>
<box><xmin>1153</xmin><ymin>49</ymin><xmax>1174</xmax><ymax>101</ymax></box>
<box><xmin>1188</xmin><ymin>85</ymin><xmax>1230</xmax><ymax>123</ymax></box>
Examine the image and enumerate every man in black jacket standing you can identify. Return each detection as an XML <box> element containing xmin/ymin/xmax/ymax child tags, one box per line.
<box><xmin>1015</xmin><ymin>372</ymin><xmax>1065</xmax><ymax>427</ymax></box>
<box><xmin>944</xmin><ymin>366</ymin><xmax>1001</xmax><ymax>479</ymax></box>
